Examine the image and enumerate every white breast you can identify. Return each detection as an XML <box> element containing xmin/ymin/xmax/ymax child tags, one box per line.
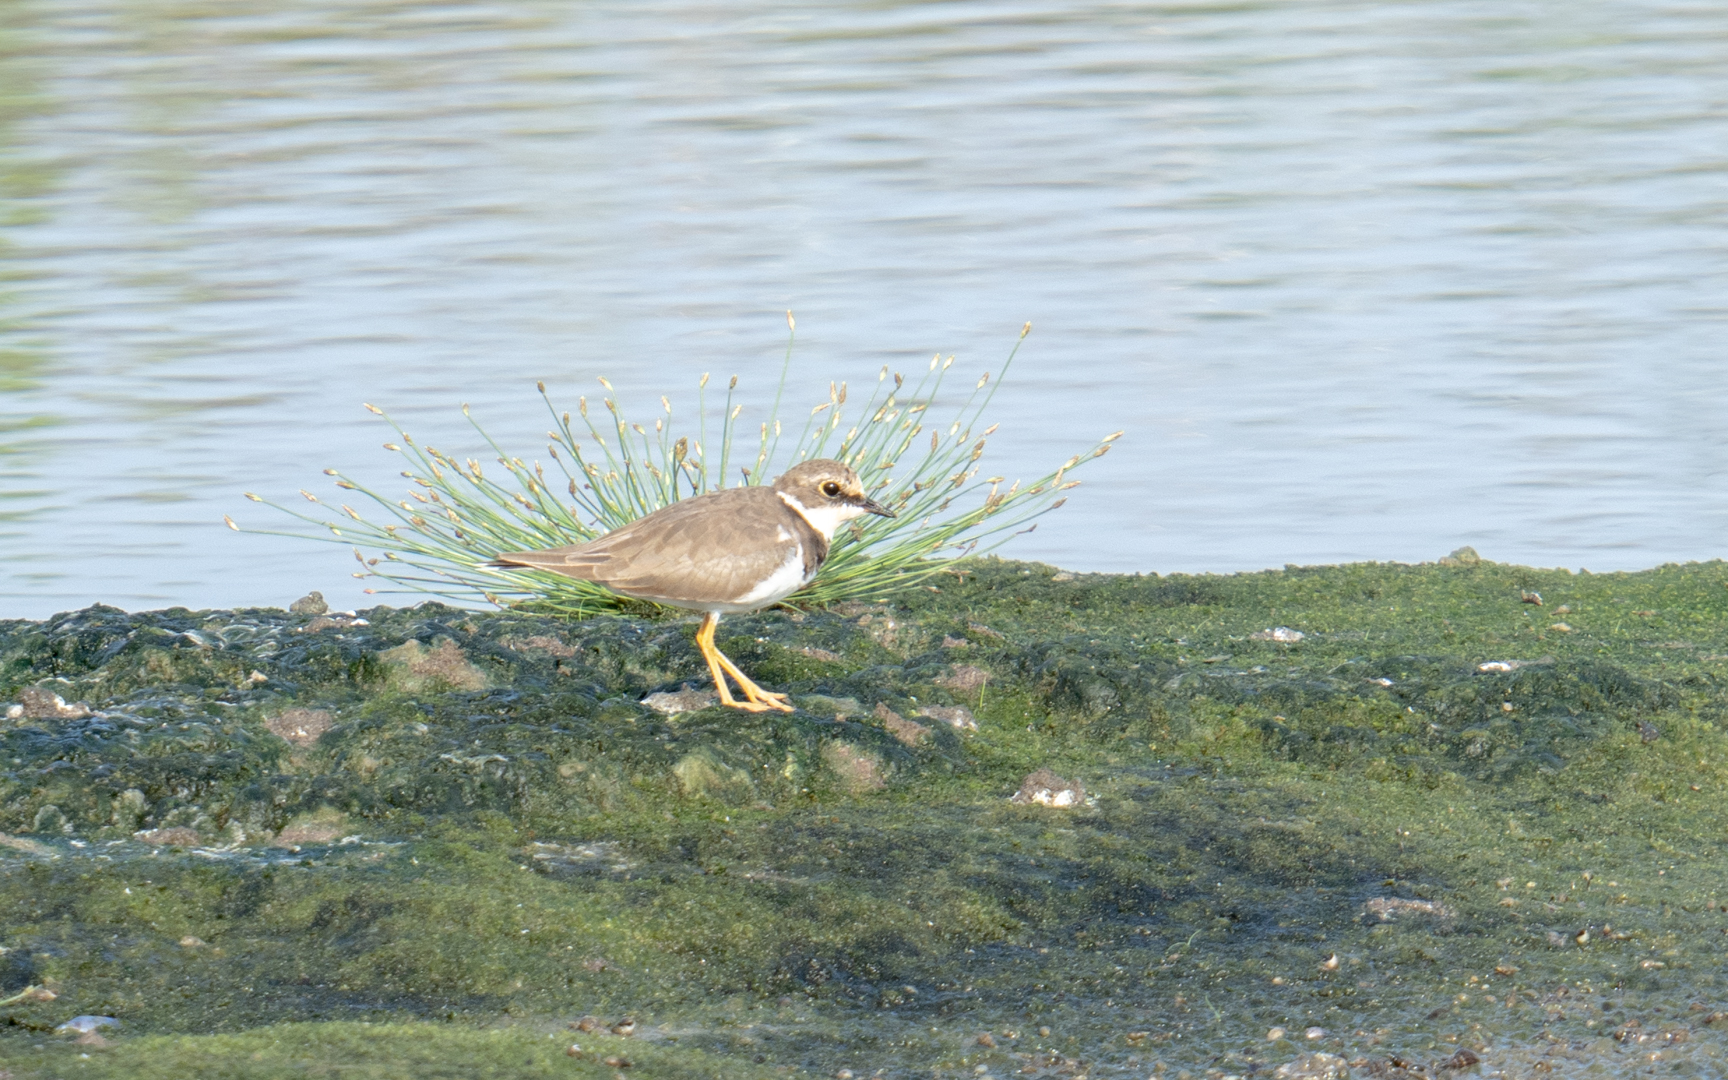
<box><xmin>729</xmin><ymin>546</ymin><xmax>810</xmax><ymax>610</ymax></box>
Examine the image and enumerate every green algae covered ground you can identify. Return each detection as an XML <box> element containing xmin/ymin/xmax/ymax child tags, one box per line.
<box><xmin>1</xmin><ymin>557</ymin><xmax>1726</xmax><ymax>1079</ymax></box>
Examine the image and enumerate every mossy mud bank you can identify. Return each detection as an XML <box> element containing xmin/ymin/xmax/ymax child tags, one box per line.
<box><xmin>2</xmin><ymin>558</ymin><xmax>1726</xmax><ymax>1079</ymax></box>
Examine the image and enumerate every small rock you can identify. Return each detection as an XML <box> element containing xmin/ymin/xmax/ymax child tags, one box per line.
<box><xmin>1439</xmin><ymin>1049</ymin><xmax>1480</xmax><ymax>1071</ymax></box>
<box><xmin>1267</xmin><ymin>1027</ymin><xmax>1288</xmax><ymax>1041</ymax></box>
<box><xmin>1549</xmin><ymin>623</ymin><xmax>1572</xmax><ymax>633</ymax></box>
<box><xmin>641</xmin><ymin>685</ymin><xmax>718</xmax><ymax>715</ymax></box>
<box><xmin>1364</xmin><ymin>897</ymin><xmax>1454</xmax><ymax>922</ymax></box>
<box><xmin>672</xmin><ymin>750</ymin><xmax>755</xmax><ymax>801</ymax></box>
<box><xmin>272</xmin><ymin>810</ymin><xmax>348</xmax><ymax>848</ymax></box>
<box><xmin>800</xmin><ymin>694</ymin><xmax>864</xmax><ymax>720</ymax></box>
<box><xmin>1250</xmin><ymin>627</ymin><xmax>1304</xmax><ymax>643</ymax></box>
<box><xmin>822</xmin><ymin>742</ymin><xmax>886</xmax><ymax>794</ymax></box>
<box><xmin>14</xmin><ymin>686</ymin><xmax>92</xmax><ymax>720</ymax></box>
<box><xmin>1442</xmin><ymin>546</ymin><xmax>1482</xmax><ymax>566</ymax></box>
<box><xmin>1274</xmin><ymin>1052</ymin><xmax>1347</xmax><ymax>1080</ymax></box>
<box><xmin>935</xmin><ymin>665</ymin><xmax>990</xmax><ymax>694</ymax></box>
<box><xmin>290</xmin><ymin>591</ymin><xmax>328</xmax><ymax>615</ymax></box>
<box><xmin>1009</xmin><ymin>768</ymin><xmax>1087</xmax><ymax>808</ymax></box>
<box><xmin>917</xmin><ymin>705</ymin><xmax>978</xmax><ymax>732</ymax></box>
<box><xmin>179</xmin><ymin>936</ymin><xmax>206</xmax><ymax>948</ymax></box>
<box><xmin>55</xmin><ymin>1016</ymin><xmax>121</xmax><ymax>1036</ymax></box>
<box><xmin>1520</xmin><ymin>590</ymin><xmax>1543</xmax><ymax>606</ymax></box>
<box><xmin>570</xmin><ymin>1016</ymin><xmax>600</xmax><ymax>1032</ymax></box>
<box><xmin>1637</xmin><ymin>720</ymin><xmax>1660</xmax><ymax>743</ymax></box>
<box><xmin>609</xmin><ymin>1017</ymin><xmax>636</xmax><ymax>1036</ymax></box>
<box><xmin>1051</xmin><ymin>572</ymin><xmax>1075</xmax><ymax>582</ymax></box>
<box><xmin>378</xmin><ymin>637</ymin><xmax>489</xmax><ymax>692</ymax></box>
<box><xmin>942</xmin><ymin>635</ymin><xmax>969</xmax><ymax>648</ymax></box>
<box><xmin>503</xmin><ymin>634</ymin><xmax>576</xmax><ymax>658</ymax></box>
<box><xmin>31</xmin><ymin>804</ymin><xmax>70</xmax><ymax>835</ymax></box>
<box><xmin>976</xmin><ymin>1032</ymin><xmax>997</xmax><ymax>1047</ymax></box>
<box><xmin>266</xmin><ymin>708</ymin><xmax>334</xmax><ymax>747</ymax></box>
<box><xmin>0</xmin><ymin>833</ymin><xmax>57</xmax><ymax>857</ymax></box>
<box><xmin>1304</xmin><ymin>1027</ymin><xmax>1327</xmax><ymax>1041</ymax></box>
<box><xmin>874</xmin><ymin>703</ymin><xmax>930</xmax><ymax>747</ymax></box>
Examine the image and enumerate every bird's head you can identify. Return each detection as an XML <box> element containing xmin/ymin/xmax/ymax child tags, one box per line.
<box><xmin>773</xmin><ymin>459</ymin><xmax>895</xmax><ymax>539</ymax></box>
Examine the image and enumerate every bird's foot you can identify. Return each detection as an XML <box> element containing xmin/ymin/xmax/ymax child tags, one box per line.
<box><xmin>728</xmin><ymin>686</ymin><xmax>793</xmax><ymax>713</ymax></box>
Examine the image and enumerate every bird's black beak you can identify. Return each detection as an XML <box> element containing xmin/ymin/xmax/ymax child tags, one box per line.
<box><xmin>858</xmin><ymin>495</ymin><xmax>896</xmax><ymax>519</ymax></box>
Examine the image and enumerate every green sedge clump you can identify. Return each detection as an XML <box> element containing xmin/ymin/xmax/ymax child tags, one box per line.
<box><xmin>237</xmin><ymin>321</ymin><xmax>1120</xmax><ymax>614</ymax></box>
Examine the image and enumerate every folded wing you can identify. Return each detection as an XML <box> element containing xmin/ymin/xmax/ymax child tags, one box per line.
<box><xmin>492</xmin><ymin>487</ymin><xmax>815</xmax><ymax>607</ymax></box>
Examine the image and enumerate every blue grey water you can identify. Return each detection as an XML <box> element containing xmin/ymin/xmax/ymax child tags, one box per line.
<box><xmin>2</xmin><ymin>0</ymin><xmax>1726</xmax><ymax>620</ymax></box>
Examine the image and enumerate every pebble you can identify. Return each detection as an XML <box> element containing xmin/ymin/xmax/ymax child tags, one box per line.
<box><xmin>1365</xmin><ymin>897</ymin><xmax>1454</xmax><ymax>922</ymax></box>
<box><xmin>1009</xmin><ymin>769</ymin><xmax>1088</xmax><ymax>808</ymax></box>
<box><xmin>1304</xmin><ymin>1027</ymin><xmax>1326</xmax><ymax>1040</ymax></box>
<box><xmin>640</xmin><ymin>686</ymin><xmax>718</xmax><ymax>715</ymax></box>
<box><xmin>1267</xmin><ymin>1027</ymin><xmax>1288</xmax><ymax>1041</ymax></box>
<box><xmin>1251</xmin><ymin>627</ymin><xmax>1304</xmax><ymax>643</ymax></box>
<box><xmin>1274</xmin><ymin>1051</ymin><xmax>1347</xmax><ymax>1080</ymax></box>
<box><xmin>917</xmin><ymin>704</ymin><xmax>978</xmax><ymax>732</ymax></box>
<box><xmin>55</xmin><ymin>1016</ymin><xmax>120</xmax><ymax>1035</ymax></box>
<box><xmin>1439</xmin><ymin>546</ymin><xmax>1481</xmax><ymax>566</ymax></box>
<box><xmin>11</xmin><ymin>687</ymin><xmax>92</xmax><ymax>720</ymax></box>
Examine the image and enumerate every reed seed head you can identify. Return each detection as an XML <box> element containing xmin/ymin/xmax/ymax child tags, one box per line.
<box><xmin>364</xmin><ymin>403</ymin><xmax>382</xmax><ymax>414</ymax></box>
<box><xmin>224</xmin><ymin>515</ymin><xmax>238</xmax><ymax>531</ymax></box>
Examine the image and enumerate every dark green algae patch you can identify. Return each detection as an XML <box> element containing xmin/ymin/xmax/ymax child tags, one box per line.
<box><xmin>2</xmin><ymin>558</ymin><xmax>1727</xmax><ymax>1079</ymax></box>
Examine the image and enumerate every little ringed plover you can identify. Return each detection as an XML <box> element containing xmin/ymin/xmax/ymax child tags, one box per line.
<box><xmin>492</xmin><ymin>459</ymin><xmax>893</xmax><ymax>712</ymax></box>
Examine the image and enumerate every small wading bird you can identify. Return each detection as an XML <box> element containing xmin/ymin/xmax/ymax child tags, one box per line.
<box><xmin>491</xmin><ymin>459</ymin><xmax>893</xmax><ymax>712</ymax></box>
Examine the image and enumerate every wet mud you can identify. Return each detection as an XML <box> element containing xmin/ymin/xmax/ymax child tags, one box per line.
<box><xmin>1</xmin><ymin>558</ymin><xmax>1725</xmax><ymax>1078</ymax></box>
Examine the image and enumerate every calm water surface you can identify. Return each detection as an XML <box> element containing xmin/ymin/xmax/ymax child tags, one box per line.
<box><xmin>2</xmin><ymin>0</ymin><xmax>1726</xmax><ymax>618</ymax></box>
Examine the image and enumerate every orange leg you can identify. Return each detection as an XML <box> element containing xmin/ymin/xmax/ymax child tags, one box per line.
<box><xmin>695</xmin><ymin>613</ymin><xmax>793</xmax><ymax>713</ymax></box>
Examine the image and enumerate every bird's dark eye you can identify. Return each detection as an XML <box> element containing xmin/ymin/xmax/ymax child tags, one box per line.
<box><xmin>820</xmin><ymin>481</ymin><xmax>842</xmax><ymax>498</ymax></box>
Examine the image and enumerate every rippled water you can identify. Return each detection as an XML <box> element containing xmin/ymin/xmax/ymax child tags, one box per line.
<box><xmin>2</xmin><ymin>0</ymin><xmax>1725</xmax><ymax>619</ymax></box>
